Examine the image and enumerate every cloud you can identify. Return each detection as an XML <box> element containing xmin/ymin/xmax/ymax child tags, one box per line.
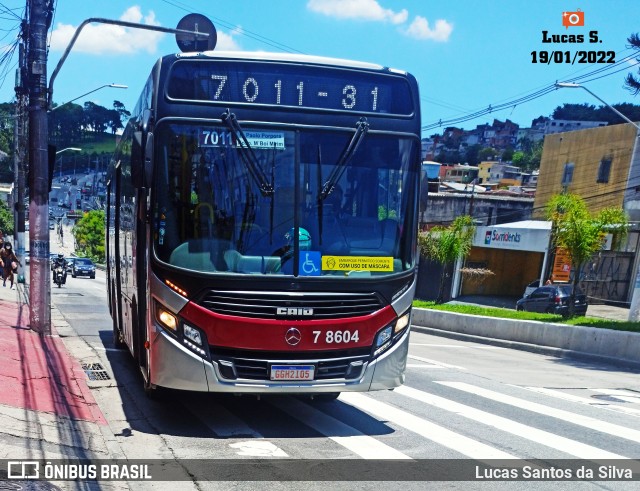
<box><xmin>215</xmin><ymin>26</ymin><xmax>242</xmax><ymax>51</ymax></box>
<box><xmin>307</xmin><ymin>0</ymin><xmax>408</xmax><ymax>25</ymax></box>
<box><xmin>403</xmin><ymin>16</ymin><xmax>453</xmax><ymax>42</ymax></box>
<box><xmin>49</xmin><ymin>6</ymin><xmax>165</xmax><ymax>55</ymax></box>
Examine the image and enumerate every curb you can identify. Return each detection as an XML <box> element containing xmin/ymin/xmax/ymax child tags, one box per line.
<box><xmin>411</xmin><ymin>308</ymin><xmax>640</xmax><ymax>370</ymax></box>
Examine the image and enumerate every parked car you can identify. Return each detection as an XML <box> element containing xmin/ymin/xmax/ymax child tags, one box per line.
<box><xmin>524</xmin><ymin>279</ymin><xmax>541</xmax><ymax>297</ymax></box>
<box><xmin>71</xmin><ymin>258</ymin><xmax>96</xmax><ymax>279</ymax></box>
<box><xmin>516</xmin><ymin>284</ymin><xmax>587</xmax><ymax>316</ymax></box>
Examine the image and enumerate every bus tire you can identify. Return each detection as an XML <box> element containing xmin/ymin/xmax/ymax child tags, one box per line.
<box><xmin>111</xmin><ymin>285</ymin><xmax>126</xmax><ymax>349</ymax></box>
<box><xmin>112</xmin><ymin>318</ymin><xmax>126</xmax><ymax>350</ymax></box>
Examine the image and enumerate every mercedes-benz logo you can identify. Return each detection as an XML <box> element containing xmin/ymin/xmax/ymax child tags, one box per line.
<box><xmin>285</xmin><ymin>327</ymin><xmax>301</xmax><ymax>346</ymax></box>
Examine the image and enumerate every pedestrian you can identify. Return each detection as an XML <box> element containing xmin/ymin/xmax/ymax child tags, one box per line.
<box><xmin>0</xmin><ymin>242</ymin><xmax>21</xmax><ymax>290</ymax></box>
<box><xmin>545</xmin><ymin>277</ymin><xmax>553</xmax><ymax>285</ymax></box>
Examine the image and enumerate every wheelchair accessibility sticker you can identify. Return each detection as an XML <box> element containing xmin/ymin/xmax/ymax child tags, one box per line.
<box><xmin>322</xmin><ymin>256</ymin><xmax>393</xmax><ymax>272</ymax></box>
<box><xmin>299</xmin><ymin>251</ymin><xmax>322</xmax><ymax>276</ymax></box>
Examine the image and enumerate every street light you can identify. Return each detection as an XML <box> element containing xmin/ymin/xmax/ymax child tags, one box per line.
<box><xmin>55</xmin><ymin>147</ymin><xmax>81</xmax><ymax>178</ymax></box>
<box><xmin>56</xmin><ymin>147</ymin><xmax>81</xmax><ymax>154</ymax></box>
<box><xmin>556</xmin><ymin>82</ymin><xmax>640</xmax><ymax>321</ymax></box>
<box><xmin>48</xmin><ymin>83</ymin><xmax>128</xmax><ymax>112</ymax></box>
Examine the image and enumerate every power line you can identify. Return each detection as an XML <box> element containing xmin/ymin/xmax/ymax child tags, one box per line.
<box><xmin>422</xmin><ymin>52</ymin><xmax>640</xmax><ymax>132</ymax></box>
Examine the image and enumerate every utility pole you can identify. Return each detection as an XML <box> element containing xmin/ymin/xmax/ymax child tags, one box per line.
<box><xmin>28</xmin><ymin>0</ymin><xmax>52</xmax><ymax>335</ymax></box>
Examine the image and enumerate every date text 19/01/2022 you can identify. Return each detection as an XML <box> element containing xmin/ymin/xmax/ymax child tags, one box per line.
<box><xmin>532</xmin><ymin>30</ymin><xmax>615</xmax><ymax>64</ymax></box>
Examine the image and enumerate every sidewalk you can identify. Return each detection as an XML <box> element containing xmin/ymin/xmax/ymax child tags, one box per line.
<box><xmin>0</xmin><ymin>272</ymin><xmax>111</xmax><ymax>465</ymax></box>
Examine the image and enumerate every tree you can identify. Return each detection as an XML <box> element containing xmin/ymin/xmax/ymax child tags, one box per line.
<box><xmin>551</xmin><ymin>101</ymin><xmax>640</xmax><ymax>125</ymax></box>
<box><xmin>72</xmin><ymin>210</ymin><xmax>105</xmax><ymax>262</ymax></box>
<box><xmin>544</xmin><ymin>194</ymin><xmax>628</xmax><ymax>317</ymax></box>
<box><xmin>418</xmin><ymin>215</ymin><xmax>475</xmax><ymax>304</ymax></box>
<box><xmin>478</xmin><ymin>147</ymin><xmax>497</xmax><ymax>161</ymax></box>
<box><xmin>624</xmin><ymin>33</ymin><xmax>640</xmax><ymax>95</ymax></box>
<box><xmin>0</xmin><ymin>200</ymin><xmax>13</xmax><ymax>236</ymax></box>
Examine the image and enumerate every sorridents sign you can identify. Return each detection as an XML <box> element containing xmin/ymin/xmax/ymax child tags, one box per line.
<box><xmin>473</xmin><ymin>225</ymin><xmax>550</xmax><ymax>252</ymax></box>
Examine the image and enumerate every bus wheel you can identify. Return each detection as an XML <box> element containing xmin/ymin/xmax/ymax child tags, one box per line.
<box><xmin>311</xmin><ymin>392</ymin><xmax>340</xmax><ymax>402</ymax></box>
<box><xmin>112</xmin><ymin>318</ymin><xmax>126</xmax><ymax>349</ymax></box>
<box><xmin>111</xmin><ymin>287</ymin><xmax>126</xmax><ymax>349</ymax></box>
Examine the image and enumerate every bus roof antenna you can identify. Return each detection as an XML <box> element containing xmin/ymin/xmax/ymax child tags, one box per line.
<box><xmin>176</xmin><ymin>14</ymin><xmax>217</xmax><ymax>53</ymax></box>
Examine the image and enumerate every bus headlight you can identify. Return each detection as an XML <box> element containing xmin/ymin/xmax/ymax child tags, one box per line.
<box><xmin>184</xmin><ymin>324</ymin><xmax>202</xmax><ymax>346</ymax></box>
<box><xmin>157</xmin><ymin>306</ymin><xmax>178</xmax><ymax>332</ymax></box>
<box><xmin>372</xmin><ymin>309</ymin><xmax>411</xmax><ymax>358</ymax></box>
<box><xmin>376</xmin><ymin>326</ymin><xmax>392</xmax><ymax>347</ymax></box>
<box><xmin>373</xmin><ymin>326</ymin><xmax>393</xmax><ymax>357</ymax></box>
<box><xmin>395</xmin><ymin>311</ymin><xmax>410</xmax><ymax>334</ymax></box>
<box><xmin>182</xmin><ymin>323</ymin><xmax>208</xmax><ymax>357</ymax></box>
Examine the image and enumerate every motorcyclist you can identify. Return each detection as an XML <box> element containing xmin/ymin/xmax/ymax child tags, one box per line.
<box><xmin>52</xmin><ymin>253</ymin><xmax>67</xmax><ymax>285</ymax></box>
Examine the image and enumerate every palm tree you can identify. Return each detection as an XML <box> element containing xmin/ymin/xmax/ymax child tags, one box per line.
<box><xmin>545</xmin><ymin>194</ymin><xmax>628</xmax><ymax>317</ymax></box>
<box><xmin>418</xmin><ymin>215</ymin><xmax>475</xmax><ymax>304</ymax></box>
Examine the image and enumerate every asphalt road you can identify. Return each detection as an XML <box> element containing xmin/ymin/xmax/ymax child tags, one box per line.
<box><xmin>48</xmin><ymin>271</ymin><xmax>640</xmax><ymax>490</ymax></box>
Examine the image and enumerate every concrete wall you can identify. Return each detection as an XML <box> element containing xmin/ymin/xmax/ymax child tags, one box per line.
<box><xmin>423</xmin><ymin>193</ymin><xmax>533</xmax><ymax>227</ymax></box>
<box><xmin>412</xmin><ymin>308</ymin><xmax>640</xmax><ymax>368</ymax></box>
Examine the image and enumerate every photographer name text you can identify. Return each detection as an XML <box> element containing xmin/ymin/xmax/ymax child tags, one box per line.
<box><xmin>476</xmin><ymin>465</ymin><xmax>633</xmax><ymax>480</ymax></box>
<box><xmin>532</xmin><ymin>30</ymin><xmax>615</xmax><ymax>64</ymax></box>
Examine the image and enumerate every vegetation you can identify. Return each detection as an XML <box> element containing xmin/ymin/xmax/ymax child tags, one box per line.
<box><xmin>0</xmin><ymin>200</ymin><xmax>13</xmax><ymax>236</ymax></box>
<box><xmin>49</xmin><ymin>100</ymin><xmax>130</xmax><ymax>147</ymax></box>
<box><xmin>551</xmin><ymin>102</ymin><xmax>640</xmax><ymax>125</ymax></box>
<box><xmin>545</xmin><ymin>194</ymin><xmax>628</xmax><ymax>317</ymax></box>
<box><xmin>512</xmin><ymin>139</ymin><xmax>543</xmax><ymax>172</ymax></box>
<box><xmin>624</xmin><ymin>32</ymin><xmax>640</xmax><ymax>95</ymax></box>
<box><xmin>412</xmin><ymin>300</ymin><xmax>640</xmax><ymax>333</ymax></box>
<box><xmin>418</xmin><ymin>215</ymin><xmax>475</xmax><ymax>304</ymax></box>
<box><xmin>72</xmin><ymin>210</ymin><xmax>105</xmax><ymax>262</ymax></box>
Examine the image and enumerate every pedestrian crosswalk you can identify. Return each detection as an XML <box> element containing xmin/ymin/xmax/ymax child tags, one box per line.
<box><xmin>181</xmin><ymin>379</ymin><xmax>640</xmax><ymax>461</ymax></box>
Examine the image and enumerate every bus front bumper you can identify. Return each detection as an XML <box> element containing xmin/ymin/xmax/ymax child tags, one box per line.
<box><xmin>149</xmin><ymin>325</ymin><xmax>409</xmax><ymax>394</ymax></box>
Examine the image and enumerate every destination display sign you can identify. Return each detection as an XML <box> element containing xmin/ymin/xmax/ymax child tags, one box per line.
<box><xmin>167</xmin><ymin>60</ymin><xmax>414</xmax><ymax>115</ymax></box>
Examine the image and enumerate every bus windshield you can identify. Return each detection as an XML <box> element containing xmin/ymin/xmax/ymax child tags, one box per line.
<box><xmin>153</xmin><ymin>122</ymin><xmax>418</xmax><ymax>277</ymax></box>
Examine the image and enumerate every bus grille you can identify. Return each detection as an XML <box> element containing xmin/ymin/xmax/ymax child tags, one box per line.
<box><xmin>197</xmin><ymin>291</ymin><xmax>383</xmax><ymax>319</ymax></box>
<box><xmin>210</xmin><ymin>347</ymin><xmax>371</xmax><ymax>381</ymax></box>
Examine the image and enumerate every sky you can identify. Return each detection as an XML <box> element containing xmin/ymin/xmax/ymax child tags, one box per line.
<box><xmin>0</xmin><ymin>0</ymin><xmax>639</xmax><ymax>136</ymax></box>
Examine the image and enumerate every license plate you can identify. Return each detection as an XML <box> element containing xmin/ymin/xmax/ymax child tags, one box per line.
<box><xmin>270</xmin><ymin>365</ymin><xmax>315</xmax><ymax>381</ymax></box>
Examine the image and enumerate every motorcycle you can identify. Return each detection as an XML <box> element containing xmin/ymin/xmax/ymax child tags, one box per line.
<box><xmin>53</xmin><ymin>265</ymin><xmax>66</xmax><ymax>288</ymax></box>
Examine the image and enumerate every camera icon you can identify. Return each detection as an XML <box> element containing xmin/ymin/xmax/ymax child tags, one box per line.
<box><xmin>562</xmin><ymin>9</ymin><xmax>584</xmax><ymax>28</ymax></box>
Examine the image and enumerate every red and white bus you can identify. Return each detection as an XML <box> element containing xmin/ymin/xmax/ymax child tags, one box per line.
<box><xmin>106</xmin><ymin>49</ymin><xmax>422</xmax><ymax>399</ymax></box>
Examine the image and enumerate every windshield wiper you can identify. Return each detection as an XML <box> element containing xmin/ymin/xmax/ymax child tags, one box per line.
<box><xmin>318</xmin><ymin>117</ymin><xmax>369</xmax><ymax>201</ymax></box>
<box><xmin>221</xmin><ymin>109</ymin><xmax>274</xmax><ymax>197</ymax></box>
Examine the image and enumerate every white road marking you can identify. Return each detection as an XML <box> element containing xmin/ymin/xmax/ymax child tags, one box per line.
<box><xmin>340</xmin><ymin>392</ymin><xmax>517</xmax><ymax>459</ymax></box>
<box><xmin>591</xmin><ymin>388</ymin><xmax>640</xmax><ymax>404</ymax></box>
<box><xmin>437</xmin><ymin>381</ymin><xmax>640</xmax><ymax>443</ymax></box>
<box><xmin>407</xmin><ymin>355</ymin><xmax>466</xmax><ymax>370</ymax></box>
<box><xmin>395</xmin><ymin>385</ymin><xmax>627</xmax><ymax>460</ymax></box>
<box><xmin>229</xmin><ymin>441</ymin><xmax>288</xmax><ymax>457</ymax></box>
<box><xmin>410</xmin><ymin>343</ymin><xmax>504</xmax><ymax>349</ymax></box>
<box><xmin>519</xmin><ymin>387</ymin><xmax>640</xmax><ymax>417</ymax></box>
<box><xmin>270</xmin><ymin>398</ymin><xmax>411</xmax><ymax>459</ymax></box>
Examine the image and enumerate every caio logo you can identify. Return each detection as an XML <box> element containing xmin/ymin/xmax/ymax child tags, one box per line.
<box><xmin>562</xmin><ymin>9</ymin><xmax>584</xmax><ymax>29</ymax></box>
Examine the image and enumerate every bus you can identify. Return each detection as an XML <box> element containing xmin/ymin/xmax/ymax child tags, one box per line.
<box><xmin>106</xmin><ymin>50</ymin><xmax>422</xmax><ymax>398</ymax></box>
